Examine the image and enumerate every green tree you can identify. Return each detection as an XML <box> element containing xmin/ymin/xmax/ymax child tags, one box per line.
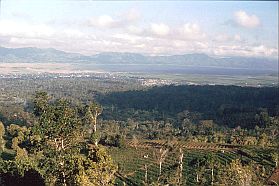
<box><xmin>258</xmin><ymin>133</ymin><xmax>269</xmax><ymax>147</ymax></box>
<box><xmin>255</xmin><ymin>109</ymin><xmax>271</xmax><ymax>127</ymax></box>
<box><xmin>271</xmin><ymin>152</ymin><xmax>278</xmax><ymax>167</ymax></box>
<box><xmin>85</xmin><ymin>102</ymin><xmax>103</xmax><ymax>133</ymax></box>
<box><xmin>218</xmin><ymin>159</ymin><xmax>262</xmax><ymax>186</ymax></box>
<box><xmin>33</xmin><ymin>93</ymin><xmax>115</xmax><ymax>185</ymax></box>
<box><xmin>0</xmin><ymin>92</ymin><xmax>116</xmax><ymax>186</ymax></box>
<box><xmin>0</xmin><ymin>121</ymin><xmax>5</xmax><ymax>151</ymax></box>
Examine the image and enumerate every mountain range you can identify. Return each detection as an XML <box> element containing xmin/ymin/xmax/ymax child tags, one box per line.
<box><xmin>0</xmin><ymin>46</ymin><xmax>278</xmax><ymax>70</ymax></box>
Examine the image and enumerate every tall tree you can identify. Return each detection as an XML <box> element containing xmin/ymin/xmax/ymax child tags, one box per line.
<box><xmin>85</xmin><ymin>102</ymin><xmax>103</xmax><ymax>146</ymax></box>
<box><xmin>0</xmin><ymin>121</ymin><xmax>5</xmax><ymax>151</ymax></box>
<box><xmin>85</xmin><ymin>102</ymin><xmax>103</xmax><ymax>133</ymax></box>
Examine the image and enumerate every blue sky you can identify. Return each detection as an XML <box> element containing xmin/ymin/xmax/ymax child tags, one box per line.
<box><xmin>0</xmin><ymin>0</ymin><xmax>278</xmax><ymax>58</ymax></box>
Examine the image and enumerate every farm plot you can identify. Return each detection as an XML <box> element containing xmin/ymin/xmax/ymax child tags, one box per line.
<box><xmin>108</xmin><ymin>140</ymin><xmax>276</xmax><ymax>186</ymax></box>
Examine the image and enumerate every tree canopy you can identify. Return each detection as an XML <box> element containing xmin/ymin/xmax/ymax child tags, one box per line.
<box><xmin>0</xmin><ymin>92</ymin><xmax>116</xmax><ymax>186</ymax></box>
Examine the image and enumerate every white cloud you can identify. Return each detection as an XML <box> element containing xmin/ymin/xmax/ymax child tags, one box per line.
<box><xmin>87</xmin><ymin>9</ymin><xmax>141</xmax><ymax>29</ymax></box>
<box><xmin>150</xmin><ymin>23</ymin><xmax>170</xmax><ymax>36</ymax></box>
<box><xmin>233</xmin><ymin>34</ymin><xmax>242</xmax><ymax>42</ymax></box>
<box><xmin>0</xmin><ymin>18</ymin><xmax>277</xmax><ymax>58</ymax></box>
<box><xmin>63</xmin><ymin>29</ymin><xmax>86</xmax><ymax>39</ymax></box>
<box><xmin>215</xmin><ymin>34</ymin><xmax>230</xmax><ymax>42</ymax></box>
<box><xmin>148</xmin><ymin>22</ymin><xmax>205</xmax><ymax>41</ymax></box>
<box><xmin>196</xmin><ymin>41</ymin><xmax>209</xmax><ymax>49</ymax></box>
<box><xmin>0</xmin><ymin>20</ymin><xmax>54</xmax><ymax>38</ymax></box>
<box><xmin>0</xmin><ymin>19</ymin><xmax>96</xmax><ymax>53</ymax></box>
<box><xmin>9</xmin><ymin>37</ymin><xmax>51</xmax><ymax>46</ymax></box>
<box><xmin>0</xmin><ymin>20</ymin><xmax>94</xmax><ymax>43</ymax></box>
<box><xmin>178</xmin><ymin>23</ymin><xmax>205</xmax><ymax>40</ymax></box>
<box><xmin>144</xmin><ymin>22</ymin><xmax>206</xmax><ymax>41</ymax></box>
<box><xmin>234</xmin><ymin>10</ymin><xmax>260</xmax><ymax>28</ymax></box>
<box><xmin>127</xmin><ymin>25</ymin><xmax>143</xmax><ymax>34</ymax></box>
<box><xmin>113</xmin><ymin>33</ymin><xmax>141</xmax><ymax>44</ymax></box>
<box><xmin>182</xmin><ymin>23</ymin><xmax>200</xmax><ymax>35</ymax></box>
<box><xmin>211</xmin><ymin>44</ymin><xmax>278</xmax><ymax>58</ymax></box>
<box><xmin>88</xmin><ymin>15</ymin><xmax>117</xmax><ymax>28</ymax></box>
<box><xmin>251</xmin><ymin>45</ymin><xmax>278</xmax><ymax>57</ymax></box>
<box><xmin>214</xmin><ymin>34</ymin><xmax>243</xmax><ymax>43</ymax></box>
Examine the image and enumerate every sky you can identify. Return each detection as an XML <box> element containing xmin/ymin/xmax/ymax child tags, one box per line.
<box><xmin>0</xmin><ymin>0</ymin><xmax>278</xmax><ymax>58</ymax></box>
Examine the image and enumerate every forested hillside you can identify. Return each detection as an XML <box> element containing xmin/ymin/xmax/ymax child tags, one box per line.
<box><xmin>99</xmin><ymin>85</ymin><xmax>279</xmax><ymax>128</ymax></box>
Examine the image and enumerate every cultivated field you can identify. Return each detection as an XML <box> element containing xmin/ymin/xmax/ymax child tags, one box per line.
<box><xmin>108</xmin><ymin>140</ymin><xmax>277</xmax><ymax>185</ymax></box>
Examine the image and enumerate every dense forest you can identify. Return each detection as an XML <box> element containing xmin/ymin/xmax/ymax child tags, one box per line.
<box><xmin>99</xmin><ymin>85</ymin><xmax>278</xmax><ymax>129</ymax></box>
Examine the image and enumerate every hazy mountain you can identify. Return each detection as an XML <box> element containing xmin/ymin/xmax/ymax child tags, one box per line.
<box><xmin>0</xmin><ymin>47</ymin><xmax>82</xmax><ymax>63</ymax></box>
<box><xmin>91</xmin><ymin>52</ymin><xmax>147</xmax><ymax>64</ymax></box>
<box><xmin>0</xmin><ymin>46</ymin><xmax>277</xmax><ymax>70</ymax></box>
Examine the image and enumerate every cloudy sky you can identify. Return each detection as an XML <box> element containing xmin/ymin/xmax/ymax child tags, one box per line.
<box><xmin>0</xmin><ymin>0</ymin><xmax>278</xmax><ymax>58</ymax></box>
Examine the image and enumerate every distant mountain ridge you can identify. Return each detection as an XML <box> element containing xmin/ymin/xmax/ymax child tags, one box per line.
<box><xmin>0</xmin><ymin>47</ymin><xmax>82</xmax><ymax>63</ymax></box>
<box><xmin>0</xmin><ymin>46</ymin><xmax>278</xmax><ymax>70</ymax></box>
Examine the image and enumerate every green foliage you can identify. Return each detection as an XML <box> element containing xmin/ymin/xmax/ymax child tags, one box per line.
<box><xmin>0</xmin><ymin>121</ymin><xmax>5</xmax><ymax>151</ymax></box>
<box><xmin>99</xmin><ymin>134</ymin><xmax>126</xmax><ymax>148</ymax></box>
<box><xmin>0</xmin><ymin>122</ymin><xmax>4</xmax><ymax>137</ymax></box>
<box><xmin>115</xmin><ymin>134</ymin><xmax>126</xmax><ymax>148</ymax></box>
<box><xmin>33</xmin><ymin>91</ymin><xmax>50</xmax><ymax>116</ymax></box>
<box><xmin>270</xmin><ymin>152</ymin><xmax>279</xmax><ymax>167</ymax></box>
<box><xmin>217</xmin><ymin>159</ymin><xmax>263</xmax><ymax>186</ymax></box>
<box><xmin>0</xmin><ymin>92</ymin><xmax>116</xmax><ymax>185</ymax></box>
<box><xmin>87</xmin><ymin>146</ymin><xmax>117</xmax><ymax>185</ymax></box>
<box><xmin>108</xmin><ymin>144</ymin><xmax>276</xmax><ymax>186</ymax></box>
<box><xmin>90</xmin><ymin>132</ymin><xmax>100</xmax><ymax>145</ymax></box>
